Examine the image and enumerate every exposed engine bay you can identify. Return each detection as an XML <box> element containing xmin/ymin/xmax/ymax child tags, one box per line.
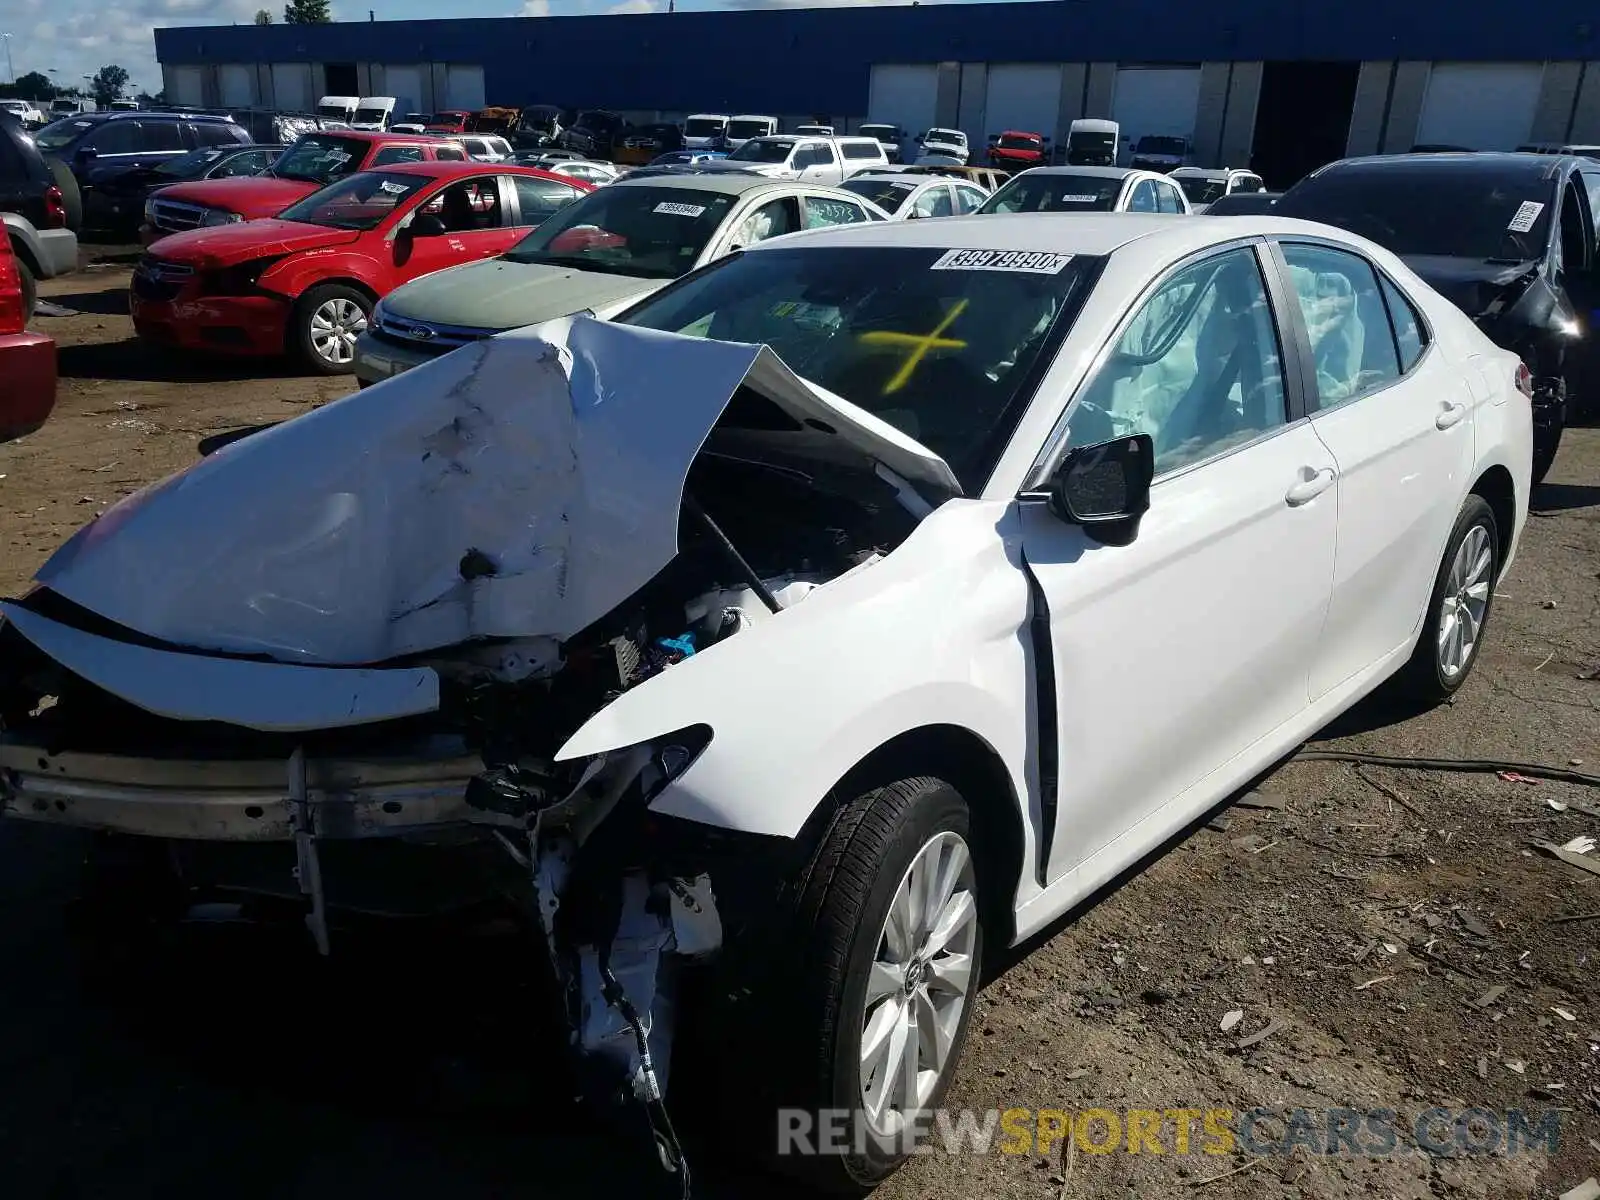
<box><xmin>0</xmin><ymin>321</ymin><xmax>946</xmax><ymax>1195</ymax></box>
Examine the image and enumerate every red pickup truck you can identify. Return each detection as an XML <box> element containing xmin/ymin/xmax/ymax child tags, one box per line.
<box><xmin>130</xmin><ymin>161</ymin><xmax>591</xmax><ymax>374</ymax></box>
<box><xmin>139</xmin><ymin>130</ymin><xmax>470</xmax><ymax>244</ymax></box>
<box><xmin>988</xmin><ymin>130</ymin><xmax>1049</xmax><ymax>171</ymax></box>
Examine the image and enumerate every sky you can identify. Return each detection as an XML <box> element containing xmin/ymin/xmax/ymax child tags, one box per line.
<box><xmin>0</xmin><ymin>0</ymin><xmax>1030</xmax><ymax>102</ymax></box>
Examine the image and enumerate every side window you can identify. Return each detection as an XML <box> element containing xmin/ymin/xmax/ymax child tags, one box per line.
<box><xmin>1128</xmin><ymin>180</ymin><xmax>1158</xmax><ymax>212</ymax></box>
<box><xmin>952</xmin><ymin>185</ymin><xmax>985</xmax><ymax>214</ymax></box>
<box><xmin>512</xmin><ymin>176</ymin><xmax>581</xmax><ymax>225</ymax></box>
<box><xmin>144</xmin><ymin>122</ymin><xmax>186</xmax><ymax>152</ymax></box>
<box><xmin>373</xmin><ymin>145</ymin><xmax>425</xmax><ymax>165</ymax></box>
<box><xmin>1583</xmin><ymin>171</ymin><xmax>1600</xmax><ymax>256</ymax></box>
<box><xmin>433</xmin><ymin>144</ymin><xmax>467</xmax><ymax>161</ymax></box>
<box><xmin>211</xmin><ymin>152</ymin><xmax>256</xmax><ymax>178</ymax></box>
<box><xmin>1070</xmin><ymin>247</ymin><xmax>1287</xmax><ymax>475</ymax></box>
<box><xmin>1557</xmin><ymin>181</ymin><xmax>1592</xmax><ymax>273</ymax></box>
<box><xmin>1280</xmin><ymin>243</ymin><xmax>1402</xmax><ymax>409</ymax></box>
<box><xmin>790</xmin><ymin>146</ymin><xmax>815</xmax><ymax>169</ymax></box>
<box><xmin>431</xmin><ymin>179</ymin><xmax>502</xmax><ymax>232</ymax></box>
<box><xmin>811</xmin><ymin>142</ymin><xmax>836</xmax><ymax>166</ymax></box>
<box><xmin>88</xmin><ymin>121</ymin><xmax>143</xmax><ymax>154</ymax></box>
<box><xmin>191</xmin><ymin>122</ymin><xmax>240</xmax><ymax>148</ymax></box>
<box><xmin>1155</xmin><ymin>182</ymin><xmax>1182</xmax><ymax>213</ymax></box>
<box><xmin>1377</xmin><ymin>274</ymin><xmax>1429</xmax><ymax>373</ymax></box>
<box><xmin>734</xmin><ymin>196</ymin><xmax>799</xmax><ymax>245</ymax></box>
<box><xmin>912</xmin><ymin>185</ymin><xmax>954</xmax><ymax>219</ymax></box>
<box><xmin>804</xmin><ymin>195</ymin><xmax>867</xmax><ymax>228</ymax></box>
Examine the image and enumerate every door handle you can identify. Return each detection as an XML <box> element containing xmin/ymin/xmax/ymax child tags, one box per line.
<box><xmin>1436</xmin><ymin>402</ymin><xmax>1468</xmax><ymax>430</ymax></box>
<box><xmin>1285</xmin><ymin>466</ymin><xmax>1336</xmax><ymax>506</ymax></box>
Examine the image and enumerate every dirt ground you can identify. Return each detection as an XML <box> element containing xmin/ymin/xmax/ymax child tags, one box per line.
<box><xmin>1</xmin><ymin>265</ymin><xmax>1597</xmax><ymax>1200</ymax></box>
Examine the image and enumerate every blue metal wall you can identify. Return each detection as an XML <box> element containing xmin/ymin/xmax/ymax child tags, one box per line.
<box><xmin>155</xmin><ymin>0</ymin><xmax>1599</xmax><ymax>114</ymax></box>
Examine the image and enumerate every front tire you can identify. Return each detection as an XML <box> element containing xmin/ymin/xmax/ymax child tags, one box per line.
<box><xmin>291</xmin><ymin>283</ymin><xmax>370</xmax><ymax>375</ymax></box>
<box><xmin>1394</xmin><ymin>495</ymin><xmax>1498</xmax><ymax>703</ymax></box>
<box><xmin>767</xmin><ymin>777</ymin><xmax>983</xmax><ymax>1193</ymax></box>
<box><xmin>14</xmin><ymin>253</ymin><xmax>37</xmax><ymax>322</ymax></box>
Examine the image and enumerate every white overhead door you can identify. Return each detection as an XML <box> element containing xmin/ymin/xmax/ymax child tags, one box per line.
<box><xmin>985</xmin><ymin>64</ymin><xmax>1063</xmax><ymax>142</ymax></box>
<box><xmin>1417</xmin><ymin>63</ymin><xmax>1545</xmax><ymax>150</ymax></box>
<box><xmin>1112</xmin><ymin>66</ymin><xmax>1202</xmax><ymax>153</ymax></box>
<box><xmin>168</xmin><ymin>66</ymin><xmax>204</xmax><ymax>108</ymax></box>
<box><xmin>383</xmin><ymin>64</ymin><xmax>424</xmax><ymax>116</ymax></box>
<box><xmin>445</xmin><ymin>64</ymin><xmax>485</xmax><ymax>111</ymax></box>
<box><xmin>868</xmin><ymin>64</ymin><xmax>939</xmax><ymax>137</ymax></box>
<box><xmin>219</xmin><ymin>64</ymin><xmax>253</xmax><ymax>108</ymax></box>
<box><xmin>270</xmin><ymin>62</ymin><xmax>312</xmax><ymax>113</ymax></box>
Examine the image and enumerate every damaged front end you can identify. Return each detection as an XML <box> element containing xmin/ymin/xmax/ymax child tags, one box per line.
<box><xmin>0</xmin><ymin>315</ymin><xmax>954</xmax><ymax>1182</ymax></box>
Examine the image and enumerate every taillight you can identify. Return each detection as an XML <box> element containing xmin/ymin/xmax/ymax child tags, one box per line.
<box><xmin>1514</xmin><ymin>362</ymin><xmax>1533</xmax><ymax>399</ymax></box>
<box><xmin>0</xmin><ymin>246</ymin><xmax>24</xmax><ymax>335</ymax></box>
<box><xmin>43</xmin><ymin>185</ymin><xmax>67</xmax><ymax>230</ymax></box>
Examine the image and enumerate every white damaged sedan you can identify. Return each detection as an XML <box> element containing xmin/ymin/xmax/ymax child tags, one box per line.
<box><xmin>0</xmin><ymin>215</ymin><xmax>1530</xmax><ymax>1190</ymax></box>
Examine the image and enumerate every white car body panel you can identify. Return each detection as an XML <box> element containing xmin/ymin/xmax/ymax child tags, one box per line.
<box><xmin>0</xmin><ymin>601</ymin><xmax>440</xmax><ymax>732</ymax></box>
<box><xmin>37</xmin><ymin>317</ymin><xmax>956</xmax><ymax>666</ymax></box>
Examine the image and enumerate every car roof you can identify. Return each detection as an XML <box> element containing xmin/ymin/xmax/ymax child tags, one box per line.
<box><xmin>1170</xmin><ymin>167</ymin><xmax>1240</xmax><ymax>179</ymax></box>
<box><xmin>1320</xmin><ymin>151</ymin><xmax>1575</xmax><ymax>179</ymax></box>
<box><xmin>58</xmin><ymin>110</ymin><xmax>236</xmax><ymax>124</ymax></box>
<box><xmin>847</xmin><ymin>173</ymin><xmax>921</xmax><ymax>184</ymax></box>
<box><xmin>1017</xmin><ymin>165</ymin><xmax>1138</xmax><ymax>180</ymax></box>
<box><xmin>372</xmin><ymin>160</ymin><xmax>583</xmax><ymax>182</ymax></box>
<box><xmin>748</xmin><ymin>212</ymin><xmax>1367</xmax><ymax>259</ymax></box>
<box><xmin>610</xmin><ymin>172</ymin><xmax>790</xmax><ymax>197</ymax></box>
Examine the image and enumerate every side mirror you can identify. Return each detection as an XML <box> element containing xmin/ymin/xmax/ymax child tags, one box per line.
<box><xmin>1047</xmin><ymin>433</ymin><xmax>1154</xmax><ymax>544</ymax></box>
<box><xmin>408</xmin><ymin>213</ymin><xmax>447</xmax><ymax>238</ymax></box>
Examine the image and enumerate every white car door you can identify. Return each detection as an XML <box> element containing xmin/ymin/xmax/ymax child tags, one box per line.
<box><xmin>1268</xmin><ymin>240</ymin><xmax>1479</xmax><ymax>700</ymax></box>
<box><xmin>1018</xmin><ymin>242</ymin><xmax>1338</xmax><ymax>882</ymax></box>
<box><xmin>802</xmin><ymin>141</ymin><xmax>839</xmax><ymax>185</ymax></box>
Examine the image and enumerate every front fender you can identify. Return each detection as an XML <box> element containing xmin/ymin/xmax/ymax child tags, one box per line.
<box><xmin>261</xmin><ymin>249</ymin><xmax>386</xmax><ymax>300</ymax></box>
<box><xmin>556</xmin><ymin>499</ymin><xmax>1040</xmax><ymax>850</ymax></box>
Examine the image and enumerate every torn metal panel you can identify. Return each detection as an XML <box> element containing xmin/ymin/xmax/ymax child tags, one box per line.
<box><xmin>0</xmin><ymin>601</ymin><xmax>440</xmax><ymax>732</ymax></box>
<box><xmin>32</xmin><ymin>317</ymin><xmax>958</xmax><ymax>668</ymax></box>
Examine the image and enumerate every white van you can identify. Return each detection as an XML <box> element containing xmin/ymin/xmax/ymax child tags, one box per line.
<box><xmin>351</xmin><ymin>96</ymin><xmax>396</xmax><ymax>131</ymax></box>
<box><xmin>317</xmin><ymin>95</ymin><xmax>359</xmax><ymax>124</ymax></box>
<box><xmin>683</xmin><ymin>113</ymin><xmax>729</xmax><ymax>150</ymax></box>
<box><xmin>724</xmin><ymin>114</ymin><xmax>779</xmax><ymax>149</ymax></box>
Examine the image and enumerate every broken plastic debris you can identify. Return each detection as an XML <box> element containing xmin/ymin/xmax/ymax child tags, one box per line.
<box><xmin>1558</xmin><ymin>1179</ymin><xmax>1600</xmax><ymax>1200</ymax></box>
<box><xmin>1469</xmin><ymin>985</ymin><xmax>1507</xmax><ymax>1009</ymax></box>
<box><xmin>1504</xmin><ymin>1060</ymin><xmax>1526</xmax><ymax>1075</ymax></box>
<box><xmin>1548</xmin><ymin>799</ymin><xmax>1571</xmax><ymax>812</ymax></box>
<box><xmin>1220</xmin><ymin>1009</ymin><xmax>1244</xmax><ymax>1032</ymax></box>
<box><xmin>1354</xmin><ymin>975</ymin><xmax>1392</xmax><ymax>991</ymax></box>
<box><xmin>1497</xmin><ymin>771</ymin><xmax>1539</xmax><ymax>784</ymax></box>
<box><xmin>1234</xmin><ymin>1017</ymin><xmax>1286</xmax><ymax>1051</ymax></box>
<box><xmin>1559</xmin><ymin>835</ymin><xmax>1596</xmax><ymax>855</ymax></box>
<box><xmin>1552</xmin><ymin>1007</ymin><xmax>1577</xmax><ymax>1021</ymax></box>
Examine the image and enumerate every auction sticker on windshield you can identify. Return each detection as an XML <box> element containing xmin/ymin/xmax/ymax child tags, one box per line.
<box><xmin>931</xmin><ymin>249</ymin><xmax>1073</xmax><ymax>273</ymax></box>
<box><xmin>1059</xmin><ymin>195</ymin><xmax>1099</xmax><ymax>203</ymax></box>
<box><xmin>1507</xmin><ymin>201</ymin><xmax>1544</xmax><ymax>233</ymax></box>
<box><xmin>654</xmin><ymin>201</ymin><xmax>708</xmax><ymax>217</ymax></box>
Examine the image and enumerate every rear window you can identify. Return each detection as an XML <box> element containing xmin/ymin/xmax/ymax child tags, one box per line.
<box><xmin>1177</xmin><ymin>175</ymin><xmax>1228</xmax><ymax>204</ymax></box>
<box><xmin>980</xmin><ymin>173</ymin><xmax>1123</xmax><ymax>213</ymax></box>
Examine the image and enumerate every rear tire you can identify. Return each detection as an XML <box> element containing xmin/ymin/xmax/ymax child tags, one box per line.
<box><xmin>291</xmin><ymin>283</ymin><xmax>371</xmax><ymax>375</ymax></box>
<box><xmin>1393</xmin><ymin>495</ymin><xmax>1498</xmax><ymax>704</ymax></box>
<box><xmin>758</xmin><ymin>777</ymin><xmax>984</xmax><ymax>1194</ymax></box>
<box><xmin>44</xmin><ymin>156</ymin><xmax>84</xmax><ymax>233</ymax></box>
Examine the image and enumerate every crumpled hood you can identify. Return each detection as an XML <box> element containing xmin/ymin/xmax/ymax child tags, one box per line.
<box><xmin>384</xmin><ymin>258</ymin><xmax>663</xmax><ymax>331</ymax></box>
<box><xmin>1398</xmin><ymin>255</ymin><xmax>1541</xmax><ymax>319</ymax></box>
<box><xmin>151</xmin><ymin>175</ymin><xmax>320</xmax><ymax>219</ymax></box>
<box><xmin>144</xmin><ymin>219</ymin><xmax>361</xmax><ymax>267</ymax></box>
<box><xmin>34</xmin><ymin>317</ymin><xmax>959</xmax><ymax>666</ymax></box>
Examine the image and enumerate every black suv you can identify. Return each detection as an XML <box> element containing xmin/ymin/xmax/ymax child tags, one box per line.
<box><xmin>1276</xmin><ymin>152</ymin><xmax>1600</xmax><ymax>483</ymax></box>
<box><xmin>0</xmin><ymin>111</ymin><xmax>80</xmax><ymax>316</ymax></box>
<box><xmin>33</xmin><ymin>111</ymin><xmax>252</xmax><ymax>212</ymax></box>
<box><xmin>559</xmin><ymin>109</ymin><xmax>629</xmax><ymax>159</ymax></box>
<box><xmin>86</xmin><ymin>143</ymin><xmax>281</xmax><ymax>234</ymax></box>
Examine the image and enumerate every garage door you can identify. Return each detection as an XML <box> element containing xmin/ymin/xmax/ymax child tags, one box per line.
<box><xmin>383</xmin><ymin>64</ymin><xmax>424</xmax><ymax>116</ymax></box>
<box><xmin>868</xmin><ymin>64</ymin><xmax>939</xmax><ymax>138</ymax></box>
<box><xmin>1112</xmin><ymin>66</ymin><xmax>1202</xmax><ymax>157</ymax></box>
<box><xmin>445</xmin><ymin>65</ymin><xmax>485</xmax><ymax>111</ymax></box>
<box><xmin>168</xmin><ymin>66</ymin><xmax>204</xmax><ymax>108</ymax></box>
<box><xmin>219</xmin><ymin>64</ymin><xmax>253</xmax><ymax>108</ymax></box>
<box><xmin>985</xmin><ymin>64</ymin><xmax>1063</xmax><ymax>142</ymax></box>
<box><xmin>270</xmin><ymin>63</ymin><xmax>312</xmax><ymax>113</ymax></box>
<box><xmin>1417</xmin><ymin>64</ymin><xmax>1545</xmax><ymax>150</ymax></box>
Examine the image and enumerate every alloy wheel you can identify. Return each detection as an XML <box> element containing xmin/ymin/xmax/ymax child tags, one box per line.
<box><xmin>858</xmin><ymin>830</ymin><xmax>978</xmax><ymax>1138</ymax></box>
<box><xmin>309</xmin><ymin>297</ymin><xmax>367</xmax><ymax>366</ymax></box>
<box><xmin>1437</xmin><ymin>523</ymin><xmax>1493</xmax><ymax>679</ymax></box>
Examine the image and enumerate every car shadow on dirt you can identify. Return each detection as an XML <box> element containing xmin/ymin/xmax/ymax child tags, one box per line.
<box><xmin>1532</xmin><ymin>481</ymin><xmax>1600</xmax><ymax>514</ymax></box>
<box><xmin>37</xmin><ymin>289</ymin><xmax>141</xmax><ymax>317</ymax></box>
<box><xmin>55</xmin><ymin>337</ymin><xmax>302</xmax><ymax>385</ymax></box>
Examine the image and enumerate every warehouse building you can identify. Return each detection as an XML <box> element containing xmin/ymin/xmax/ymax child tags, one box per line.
<box><xmin>155</xmin><ymin>0</ymin><xmax>1600</xmax><ymax>186</ymax></box>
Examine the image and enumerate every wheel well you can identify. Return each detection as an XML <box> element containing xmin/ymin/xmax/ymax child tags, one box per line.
<box><xmin>5</xmin><ymin>230</ymin><xmax>41</xmax><ymax>279</ymax></box>
<box><xmin>303</xmin><ymin>278</ymin><xmax>379</xmax><ymax>305</ymax></box>
<box><xmin>1470</xmin><ymin>465</ymin><xmax>1515</xmax><ymax>577</ymax></box>
<box><xmin>820</xmin><ymin>725</ymin><xmax>1025</xmax><ymax>946</ymax></box>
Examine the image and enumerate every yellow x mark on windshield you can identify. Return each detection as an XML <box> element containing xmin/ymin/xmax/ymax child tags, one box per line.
<box><xmin>856</xmin><ymin>298</ymin><xmax>970</xmax><ymax>394</ymax></box>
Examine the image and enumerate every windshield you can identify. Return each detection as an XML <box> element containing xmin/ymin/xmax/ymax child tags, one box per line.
<box><xmin>998</xmin><ymin>135</ymin><xmax>1042</xmax><ymax>151</ymax></box>
<box><xmin>155</xmin><ymin>147</ymin><xmax>231</xmax><ymax>178</ymax></box>
<box><xmin>33</xmin><ymin>118</ymin><xmax>95</xmax><ymax>150</ymax></box>
<box><xmin>354</xmin><ymin>106</ymin><xmax>389</xmax><ymax>124</ymax></box>
<box><xmin>502</xmin><ymin>185</ymin><xmax>737</xmax><ymax>279</ymax></box>
<box><xmin>275</xmin><ymin>170</ymin><xmax>430</xmax><ymax>230</ymax></box>
<box><xmin>685</xmin><ymin>118</ymin><xmax>726</xmax><ymax>138</ymax></box>
<box><xmin>617</xmin><ymin>245</ymin><xmax>1095</xmax><ymax>490</ymax></box>
<box><xmin>727</xmin><ymin>119</ymin><xmax>771</xmax><ymax>140</ymax></box>
<box><xmin>317</xmin><ymin>104</ymin><xmax>353</xmax><ymax>119</ymax></box>
<box><xmin>270</xmin><ymin>135</ymin><xmax>369</xmax><ymax>184</ymax></box>
<box><xmin>1135</xmin><ymin>136</ymin><xmax>1188</xmax><ymax>156</ymax></box>
<box><xmin>1176</xmin><ymin>176</ymin><xmax>1228</xmax><ymax>204</ymax></box>
<box><xmin>841</xmin><ymin>178</ymin><xmax>914</xmax><ymax>213</ymax></box>
<box><xmin>980</xmin><ymin>174</ymin><xmax>1122</xmax><ymax>213</ymax></box>
<box><xmin>927</xmin><ymin>129</ymin><xmax>966</xmax><ymax>146</ymax></box>
<box><xmin>1276</xmin><ymin>166</ymin><xmax>1557</xmax><ymax>260</ymax></box>
<box><xmin>430</xmin><ymin>113</ymin><xmax>463</xmax><ymax>125</ymax></box>
<box><xmin>729</xmin><ymin>139</ymin><xmax>793</xmax><ymax>163</ymax></box>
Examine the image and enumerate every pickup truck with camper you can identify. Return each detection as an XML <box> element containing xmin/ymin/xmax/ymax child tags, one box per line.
<box><xmin>703</xmin><ymin>134</ymin><xmax>888</xmax><ymax>187</ymax></box>
<box><xmin>723</xmin><ymin>114</ymin><xmax>779</xmax><ymax>149</ymax></box>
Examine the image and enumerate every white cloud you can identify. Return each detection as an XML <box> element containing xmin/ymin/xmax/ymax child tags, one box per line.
<box><xmin>606</xmin><ymin>0</ymin><xmax>659</xmax><ymax>10</ymax></box>
<box><xmin>520</xmin><ymin>0</ymin><xmax>550</xmax><ymax>12</ymax></box>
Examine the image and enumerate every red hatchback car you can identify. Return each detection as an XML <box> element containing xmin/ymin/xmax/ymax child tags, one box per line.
<box><xmin>130</xmin><ymin>162</ymin><xmax>592</xmax><ymax>373</ymax></box>
<box><xmin>0</xmin><ymin>235</ymin><xmax>56</xmax><ymax>442</ymax></box>
<box><xmin>988</xmin><ymin>130</ymin><xmax>1049</xmax><ymax>171</ymax></box>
